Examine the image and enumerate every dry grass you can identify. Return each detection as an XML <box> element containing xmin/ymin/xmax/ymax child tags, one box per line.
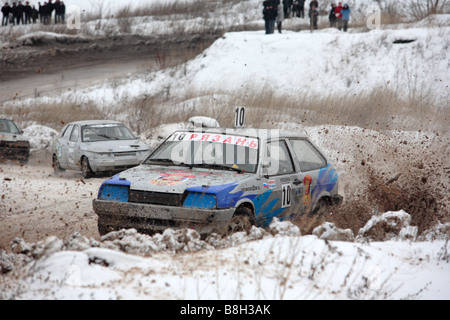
<box><xmin>114</xmin><ymin>85</ymin><xmax>448</xmax><ymax>135</ymax></box>
<box><xmin>1</xmin><ymin>101</ymin><xmax>105</xmax><ymax>130</ymax></box>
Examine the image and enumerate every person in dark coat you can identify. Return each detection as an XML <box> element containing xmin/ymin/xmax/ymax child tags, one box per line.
<box><xmin>24</xmin><ymin>1</ymin><xmax>31</xmax><ymax>24</ymax></box>
<box><xmin>308</xmin><ymin>5</ymin><xmax>318</xmax><ymax>30</ymax></box>
<box><xmin>54</xmin><ymin>0</ymin><xmax>61</xmax><ymax>23</ymax></box>
<box><xmin>329</xmin><ymin>3</ymin><xmax>336</xmax><ymax>28</ymax></box>
<box><xmin>31</xmin><ymin>5</ymin><xmax>38</xmax><ymax>23</ymax></box>
<box><xmin>41</xmin><ymin>1</ymin><xmax>50</xmax><ymax>25</ymax></box>
<box><xmin>47</xmin><ymin>0</ymin><xmax>54</xmax><ymax>22</ymax></box>
<box><xmin>2</xmin><ymin>3</ymin><xmax>11</xmax><ymax>26</ymax></box>
<box><xmin>263</xmin><ymin>0</ymin><xmax>279</xmax><ymax>34</ymax></box>
<box><xmin>16</xmin><ymin>1</ymin><xmax>24</xmax><ymax>25</ymax></box>
<box><xmin>59</xmin><ymin>1</ymin><xmax>65</xmax><ymax>22</ymax></box>
<box><xmin>293</xmin><ymin>0</ymin><xmax>304</xmax><ymax>18</ymax></box>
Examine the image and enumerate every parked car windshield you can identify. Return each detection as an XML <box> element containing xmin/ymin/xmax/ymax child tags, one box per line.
<box><xmin>0</xmin><ymin>120</ymin><xmax>21</xmax><ymax>134</ymax></box>
<box><xmin>81</xmin><ymin>124</ymin><xmax>136</xmax><ymax>142</ymax></box>
<box><xmin>145</xmin><ymin>132</ymin><xmax>259</xmax><ymax>173</ymax></box>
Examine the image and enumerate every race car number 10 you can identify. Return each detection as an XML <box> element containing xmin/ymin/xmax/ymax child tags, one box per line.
<box><xmin>281</xmin><ymin>184</ymin><xmax>292</xmax><ymax>208</ymax></box>
<box><xmin>235</xmin><ymin>106</ymin><xmax>245</xmax><ymax>128</ymax></box>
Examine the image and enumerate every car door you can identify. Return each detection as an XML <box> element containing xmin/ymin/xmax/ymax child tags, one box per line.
<box><xmin>56</xmin><ymin>124</ymin><xmax>72</xmax><ymax>169</ymax></box>
<box><xmin>260</xmin><ymin>139</ymin><xmax>298</xmax><ymax>225</ymax></box>
<box><xmin>288</xmin><ymin>138</ymin><xmax>329</xmax><ymax>215</ymax></box>
<box><xmin>67</xmin><ymin>124</ymin><xmax>80</xmax><ymax>169</ymax></box>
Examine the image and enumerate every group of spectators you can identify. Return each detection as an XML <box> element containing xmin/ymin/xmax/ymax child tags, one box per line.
<box><xmin>263</xmin><ymin>0</ymin><xmax>351</xmax><ymax>33</ymax></box>
<box><xmin>1</xmin><ymin>0</ymin><xmax>66</xmax><ymax>27</ymax></box>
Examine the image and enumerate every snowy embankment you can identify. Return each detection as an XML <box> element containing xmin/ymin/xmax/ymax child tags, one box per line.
<box><xmin>1</xmin><ymin>214</ymin><xmax>449</xmax><ymax>300</ymax></box>
<box><xmin>14</xmin><ymin>14</ymin><xmax>448</xmax><ymax>112</ymax></box>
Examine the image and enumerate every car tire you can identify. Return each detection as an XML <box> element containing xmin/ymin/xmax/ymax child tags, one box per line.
<box><xmin>310</xmin><ymin>197</ymin><xmax>330</xmax><ymax>216</ymax></box>
<box><xmin>81</xmin><ymin>157</ymin><xmax>93</xmax><ymax>179</ymax></box>
<box><xmin>227</xmin><ymin>206</ymin><xmax>255</xmax><ymax>235</ymax></box>
<box><xmin>53</xmin><ymin>154</ymin><xmax>65</xmax><ymax>173</ymax></box>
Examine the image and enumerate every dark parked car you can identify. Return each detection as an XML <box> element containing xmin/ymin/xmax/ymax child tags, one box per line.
<box><xmin>0</xmin><ymin>119</ymin><xmax>30</xmax><ymax>164</ymax></box>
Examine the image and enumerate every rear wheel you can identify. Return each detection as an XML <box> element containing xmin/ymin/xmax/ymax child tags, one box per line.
<box><xmin>310</xmin><ymin>197</ymin><xmax>330</xmax><ymax>216</ymax></box>
<box><xmin>81</xmin><ymin>157</ymin><xmax>93</xmax><ymax>179</ymax></box>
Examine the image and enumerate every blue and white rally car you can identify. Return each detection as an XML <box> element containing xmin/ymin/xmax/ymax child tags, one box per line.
<box><xmin>93</xmin><ymin>128</ymin><xmax>343</xmax><ymax>235</ymax></box>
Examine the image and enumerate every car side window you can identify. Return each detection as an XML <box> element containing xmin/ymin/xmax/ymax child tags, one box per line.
<box><xmin>265</xmin><ymin>140</ymin><xmax>295</xmax><ymax>176</ymax></box>
<box><xmin>69</xmin><ymin>125</ymin><xmax>79</xmax><ymax>142</ymax></box>
<box><xmin>61</xmin><ymin>125</ymin><xmax>72</xmax><ymax>139</ymax></box>
<box><xmin>290</xmin><ymin>139</ymin><xmax>327</xmax><ymax>172</ymax></box>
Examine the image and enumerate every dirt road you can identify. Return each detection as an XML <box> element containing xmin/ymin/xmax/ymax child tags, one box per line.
<box><xmin>0</xmin><ymin>34</ymin><xmax>217</xmax><ymax>104</ymax></box>
<box><xmin>0</xmin><ymin>164</ymin><xmax>102</xmax><ymax>250</ymax></box>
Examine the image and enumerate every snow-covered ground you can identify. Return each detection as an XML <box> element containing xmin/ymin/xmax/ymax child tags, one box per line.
<box><xmin>7</xmin><ymin>14</ymin><xmax>448</xmax><ymax>114</ymax></box>
<box><xmin>1</xmin><ymin>214</ymin><xmax>449</xmax><ymax>300</ymax></box>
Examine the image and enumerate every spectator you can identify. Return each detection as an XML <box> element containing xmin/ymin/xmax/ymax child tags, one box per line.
<box><xmin>1</xmin><ymin>3</ymin><xmax>11</xmax><ymax>26</ymax></box>
<box><xmin>308</xmin><ymin>5</ymin><xmax>318</xmax><ymax>30</ymax></box>
<box><xmin>263</xmin><ymin>0</ymin><xmax>278</xmax><ymax>34</ymax></box>
<box><xmin>59</xmin><ymin>1</ymin><xmax>65</xmax><ymax>23</ymax></box>
<box><xmin>42</xmin><ymin>1</ymin><xmax>49</xmax><ymax>25</ymax></box>
<box><xmin>47</xmin><ymin>0</ymin><xmax>53</xmax><ymax>22</ymax></box>
<box><xmin>54</xmin><ymin>0</ymin><xmax>60</xmax><ymax>23</ymax></box>
<box><xmin>38</xmin><ymin>2</ymin><xmax>43</xmax><ymax>22</ymax></box>
<box><xmin>24</xmin><ymin>1</ymin><xmax>31</xmax><ymax>24</ymax></box>
<box><xmin>292</xmin><ymin>0</ymin><xmax>304</xmax><ymax>18</ymax></box>
<box><xmin>31</xmin><ymin>5</ymin><xmax>38</xmax><ymax>23</ymax></box>
<box><xmin>341</xmin><ymin>3</ymin><xmax>351</xmax><ymax>32</ymax></box>
<box><xmin>329</xmin><ymin>3</ymin><xmax>336</xmax><ymax>28</ymax></box>
<box><xmin>16</xmin><ymin>1</ymin><xmax>24</xmax><ymax>25</ymax></box>
<box><xmin>335</xmin><ymin>2</ymin><xmax>343</xmax><ymax>30</ymax></box>
<box><xmin>276</xmin><ymin>2</ymin><xmax>284</xmax><ymax>33</ymax></box>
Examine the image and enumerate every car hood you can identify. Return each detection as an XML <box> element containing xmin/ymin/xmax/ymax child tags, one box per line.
<box><xmin>116</xmin><ymin>165</ymin><xmax>253</xmax><ymax>194</ymax></box>
<box><xmin>82</xmin><ymin>140</ymin><xmax>149</xmax><ymax>153</ymax></box>
<box><xmin>0</xmin><ymin>132</ymin><xmax>28</xmax><ymax>142</ymax></box>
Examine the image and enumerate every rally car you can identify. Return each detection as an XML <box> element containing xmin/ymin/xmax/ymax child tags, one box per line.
<box><xmin>0</xmin><ymin>119</ymin><xmax>30</xmax><ymax>164</ymax></box>
<box><xmin>52</xmin><ymin>120</ymin><xmax>150</xmax><ymax>178</ymax></box>
<box><xmin>93</xmin><ymin>128</ymin><xmax>343</xmax><ymax>235</ymax></box>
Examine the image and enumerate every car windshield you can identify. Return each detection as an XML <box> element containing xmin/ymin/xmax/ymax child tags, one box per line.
<box><xmin>145</xmin><ymin>132</ymin><xmax>259</xmax><ymax>173</ymax></box>
<box><xmin>0</xmin><ymin>120</ymin><xmax>20</xmax><ymax>134</ymax></box>
<box><xmin>81</xmin><ymin>124</ymin><xmax>136</xmax><ymax>142</ymax></box>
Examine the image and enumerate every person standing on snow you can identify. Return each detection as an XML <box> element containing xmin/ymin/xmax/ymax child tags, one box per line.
<box><xmin>276</xmin><ymin>2</ymin><xmax>284</xmax><ymax>33</ymax></box>
<box><xmin>308</xmin><ymin>5</ymin><xmax>318</xmax><ymax>30</ymax></box>
<box><xmin>263</xmin><ymin>0</ymin><xmax>279</xmax><ymax>34</ymax></box>
<box><xmin>341</xmin><ymin>3</ymin><xmax>351</xmax><ymax>32</ymax></box>
<box><xmin>335</xmin><ymin>2</ymin><xmax>343</xmax><ymax>30</ymax></box>
<box><xmin>1</xmin><ymin>3</ymin><xmax>11</xmax><ymax>26</ymax></box>
<box><xmin>329</xmin><ymin>3</ymin><xmax>336</xmax><ymax>28</ymax></box>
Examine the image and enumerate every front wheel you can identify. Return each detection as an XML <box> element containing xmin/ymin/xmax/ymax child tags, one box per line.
<box><xmin>81</xmin><ymin>157</ymin><xmax>93</xmax><ymax>179</ymax></box>
<box><xmin>53</xmin><ymin>154</ymin><xmax>65</xmax><ymax>173</ymax></box>
<box><xmin>227</xmin><ymin>206</ymin><xmax>255</xmax><ymax>235</ymax></box>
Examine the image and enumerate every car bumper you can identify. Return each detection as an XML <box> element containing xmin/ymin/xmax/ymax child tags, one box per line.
<box><xmin>93</xmin><ymin>199</ymin><xmax>235</xmax><ymax>235</ymax></box>
<box><xmin>89</xmin><ymin>157</ymin><xmax>145</xmax><ymax>173</ymax></box>
<box><xmin>0</xmin><ymin>141</ymin><xmax>30</xmax><ymax>162</ymax></box>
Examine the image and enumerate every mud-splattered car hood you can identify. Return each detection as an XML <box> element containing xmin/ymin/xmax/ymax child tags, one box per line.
<box><xmin>116</xmin><ymin>164</ymin><xmax>251</xmax><ymax>194</ymax></box>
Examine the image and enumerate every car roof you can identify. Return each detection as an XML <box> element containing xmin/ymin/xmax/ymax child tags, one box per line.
<box><xmin>66</xmin><ymin>120</ymin><xmax>123</xmax><ymax>126</ymax></box>
<box><xmin>174</xmin><ymin>127</ymin><xmax>308</xmax><ymax>139</ymax></box>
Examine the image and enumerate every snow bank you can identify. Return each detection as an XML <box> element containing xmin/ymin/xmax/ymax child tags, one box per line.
<box><xmin>22</xmin><ymin>124</ymin><xmax>57</xmax><ymax>153</ymax></box>
<box><xmin>1</xmin><ymin>227</ymin><xmax>449</xmax><ymax>300</ymax></box>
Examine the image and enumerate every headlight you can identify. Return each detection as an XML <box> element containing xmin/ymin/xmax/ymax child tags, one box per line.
<box><xmin>98</xmin><ymin>184</ymin><xmax>129</xmax><ymax>202</ymax></box>
<box><xmin>183</xmin><ymin>192</ymin><xmax>217</xmax><ymax>209</ymax></box>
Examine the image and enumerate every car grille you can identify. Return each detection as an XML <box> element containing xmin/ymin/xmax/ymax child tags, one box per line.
<box><xmin>128</xmin><ymin>190</ymin><xmax>185</xmax><ymax>206</ymax></box>
<box><xmin>114</xmin><ymin>152</ymin><xmax>137</xmax><ymax>157</ymax></box>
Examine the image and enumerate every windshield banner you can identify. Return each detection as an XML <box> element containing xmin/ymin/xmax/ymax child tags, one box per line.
<box><xmin>168</xmin><ymin>132</ymin><xmax>259</xmax><ymax>149</ymax></box>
